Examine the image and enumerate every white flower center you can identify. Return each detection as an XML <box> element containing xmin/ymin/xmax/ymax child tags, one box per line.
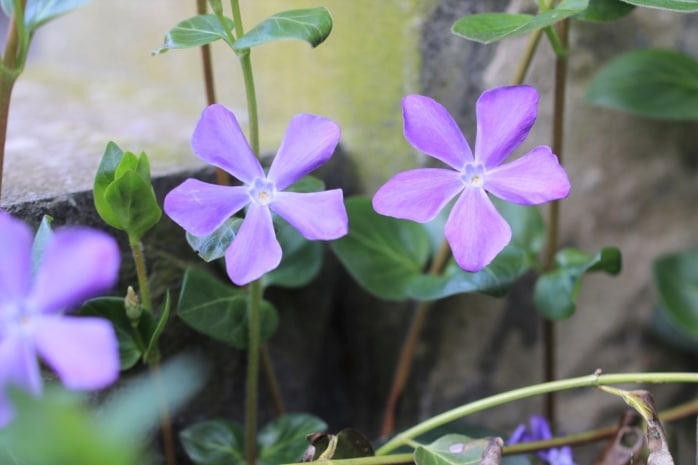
<box><xmin>248</xmin><ymin>177</ymin><xmax>276</xmax><ymax>206</ymax></box>
<box><xmin>461</xmin><ymin>163</ymin><xmax>486</xmax><ymax>188</ymax></box>
<box><xmin>0</xmin><ymin>300</ymin><xmax>33</xmax><ymax>339</ymax></box>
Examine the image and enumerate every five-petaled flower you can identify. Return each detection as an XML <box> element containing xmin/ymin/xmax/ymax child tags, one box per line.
<box><xmin>508</xmin><ymin>415</ymin><xmax>577</xmax><ymax>465</ymax></box>
<box><xmin>0</xmin><ymin>210</ymin><xmax>120</xmax><ymax>426</ymax></box>
<box><xmin>372</xmin><ymin>85</ymin><xmax>571</xmax><ymax>272</ymax></box>
<box><xmin>164</xmin><ymin>104</ymin><xmax>348</xmax><ymax>285</ymax></box>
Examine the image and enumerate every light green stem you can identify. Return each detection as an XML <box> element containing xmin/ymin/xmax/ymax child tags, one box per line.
<box><xmin>376</xmin><ymin>371</ymin><xmax>698</xmax><ymax>455</ymax></box>
<box><xmin>128</xmin><ymin>234</ymin><xmax>152</xmax><ymax>313</ymax></box>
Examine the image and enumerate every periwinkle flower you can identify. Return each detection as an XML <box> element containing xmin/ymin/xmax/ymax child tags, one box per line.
<box><xmin>0</xmin><ymin>211</ymin><xmax>120</xmax><ymax>426</ymax></box>
<box><xmin>164</xmin><ymin>104</ymin><xmax>348</xmax><ymax>285</ymax></box>
<box><xmin>373</xmin><ymin>85</ymin><xmax>571</xmax><ymax>272</ymax></box>
<box><xmin>508</xmin><ymin>415</ymin><xmax>577</xmax><ymax>465</ymax></box>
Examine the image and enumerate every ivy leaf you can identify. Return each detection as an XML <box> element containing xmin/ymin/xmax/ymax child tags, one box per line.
<box><xmin>233</xmin><ymin>7</ymin><xmax>333</xmax><ymax>50</ymax></box>
<box><xmin>414</xmin><ymin>435</ymin><xmax>503</xmax><ymax>465</ymax></box>
<box><xmin>618</xmin><ymin>0</ymin><xmax>698</xmax><ymax>11</ymax></box>
<box><xmin>586</xmin><ymin>49</ymin><xmax>698</xmax><ymax>121</ymax></box>
<box><xmin>534</xmin><ymin>247</ymin><xmax>622</xmax><ymax>320</ymax></box>
<box><xmin>177</xmin><ymin>267</ymin><xmax>279</xmax><ymax>349</ymax></box>
<box><xmin>653</xmin><ymin>249</ymin><xmax>698</xmax><ymax>339</ymax></box>
<box><xmin>452</xmin><ymin>0</ymin><xmax>589</xmax><ymax>44</ymax></box>
<box><xmin>180</xmin><ymin>419</ymin><xmax>245</xmax><ymax>465</ymax></box>
<box><xmin>258</xmin><ymin>414</ymin><xmax>328</xmax><ymax>465</ymax></box>
<box><xmin>154</xmin><ymin>14</ymin><xmax>234</xmax><ymax>54</ymax></box>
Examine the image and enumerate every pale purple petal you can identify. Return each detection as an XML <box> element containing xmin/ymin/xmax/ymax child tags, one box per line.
<box><xmin>271</xmin><ymin>190</ymin><xmax>348</xmax><ymax>240</ymax></box>
<box><xmin>33</xmin><ymin>315</ymin><xmax>118</xmax><ymax>389</ymax></box>
<box><xmin>191</xmin><ymin>104</ymin><xmax>264</xmax><ymax>183</ymax></box>
<box><xmin>485</xmin><ymin>146</ymin><xmax>571</xmax><ymax>205</ymax></box>
<box><xmin>165</xmin><ymin>179</ymin><xmax>250</xmax><ymax>236</ymax></box>
<box><xmin>267</xmin><ymin>114</ymin><xmax>340</xmax><ymax>190</ymax></box>
<box><xmin>507</xmin><ymin>424</ymin><xmax>530</xmax><ymax>445</ymax></box>
<box><xmin>0</xmin><ymin>211</ymin><xmax>32</xmax><ymax>304</ymax></box>
<box><xmin>225</xmin><ymin>204</ymin><xmax>281</xmax><ymax>285</ymax></box>
<box><xmin>474</xmin><ymin>85</ymin><xmax>538</xmax><ymax>168</ymax></box>
<box><xmin>403</xmin><ymin>95</ymin><xmax>474</xmax><ymax>170</ymax></box>
<box><xmin>445</xmin><ymin>188</ymin><xmax>511</xmax><ymax>272</ymax></box>
<box><xmin>0</xmin><ymin>333</ymin><xmax>42</xmax><ymax>426</ymax></box>
<box><xmin>373</xmin><ymin>168</ymin><xmax>464</xmax><ymax>222</ymax></box>
<box><xmin>28</xmin><ymin>229</ymin><xmax>120</xmax><ymax>315</ymax></box>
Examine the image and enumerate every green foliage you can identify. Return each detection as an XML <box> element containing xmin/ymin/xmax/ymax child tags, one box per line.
<box><xmin>451</xmin><ymin>0</ymin><xmax>589</xmax><ymax>44</ymax></box>
<box><xmin>575</xmin><ymin>0</ymin><xmax>635</xmax><ymax>21</ymax></box>
<box><xmin>177</xmin><ymin>267</ymin><xmax>279</xmax><ymax>349</ymax></box>
<box><xmin>30</xmin><ymin>214</ymin><xmax>53</xmax><ymax>275</ymax></box>
<box><xmin>93</xmin><ymin>141</ymin><xmax>162</xmax><ymax>239</ymax></box>
<box><xmin>534</xmin><ymin>247</ymin><xmax>622</xmax><ymax>320</ymax></box>
<box><xmin>0</xmin><ymin>0</ymin><xmax>92</xmax><ymax>33</ymax></box>
<box><xmin>653</xmin><ymin>249</ymin><xmax>698</xmax><ymax>339</ymax></box>
<box><xmin>154</xmin><ymin>14</ymin><xmax>235</xmax><ymax>54</ymax></box>
<box><xmin>262</xmin><ymin>220</ymin><xmax>323</xmax><ymax>289</ymax></box>
<box><xmin>181</xmin><ymin>414</ymin><xmax>326</xmax><ymax>465</ymax></box>
<box><xmin>414</xmin><ymin>434</ymin><xmax>502</xmax><ymax>465</ymax></box>
<box><xmin>619</xmin><ymin>0</ymin><xmax>698</xmax><ymax>11</ymax></box>
<box><xmin>233</xmin><ymin>8</ymin><xmax>333</xmax><ymax>50</ymax></box>
<box><xmin>586</xmin><ymin>49</ymin><xmax>698</xmax><ymax>121</ymax></box>
<box><xmin>186</xmin><ymin>217</ymin><xmax>241</xmax><ymax>263</ymax></box>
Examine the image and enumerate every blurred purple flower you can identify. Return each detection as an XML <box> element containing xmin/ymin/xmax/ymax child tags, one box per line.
<box><xmin>372</xmin><ymin>85</ymin><xmax>571</xmax><ymax>272</ymax></box>
<box><xmin>164</xmin><ymin>104</ymin><xmax>348</xmax><ymax>285</ymax></box>
<box><xmin>0</xmin><ymin>211</ymin><xmax>120</xmax><ymax>426</ymax></box>
<box><xmin>508</xmin><ymin>415</ymin><xmax>577</xmax><ymax>465</ymax></box>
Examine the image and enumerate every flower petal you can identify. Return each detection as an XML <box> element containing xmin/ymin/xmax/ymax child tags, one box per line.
<box><xmin>267</xmin><ymin>114</ymin><xmax>340</xmax><ymax>190</ymax></box>
<box><xmin>28</xmin><ymin>229</ymin><xmax>120</xmax><ymax>315</ymax></box>
<box><xmin>373</xmin><ymin>168</ymin><xmax>464</xmax><ymax>222</ymax></box>
<box><xmin>445</xmin><ymin>188</ymin><xmax>511</xmax><ymax>272</ymax></box>
<box><xmin>33</xmin><ymin>315</ymin><xmax>118</xmax><ymax>390</ymax></box>
<box><xmin>474</xmin><ymin>85</ymin><xmax>538</xmax><ymax>168</ymax></box>
<box><xmin>191</xmin><ymin>104</ymin><xmax>264</xmax><ymax>183</ymax></box>
<box><xmin>485</xmin><ymin>146</ymin><xmax>571</xmax><ymax>205</ymax></box>
<box><xmin>529</xmin><ymin>415</ymin><xmax>553</xmax><ymax>440</ymax></box>
<box><xmin>0</xmin><ymin>211</ymin><xmax>32</xmax><ymax>304</ymax></box>
<box><xmin>225</xmin><ymin>204</ymin><xmax>281</xmax><ymax>285</ymax></box>
<box><xmin>0</xmin><ymin>333</ymin><xmax>41</xmax><ymax>426</ymax></box>
<box><xmin>403</xmin><ymin>95</ymin><xmax>474</xmax><ymax>169</ymax></box>
<box><xmin>271</xmin><ymin>190</ymin><xmax>348</xmax><ymax>240</ymax></box>
<box><xmin>165</xmin><ymin>179</ymin><xmax>249</xmax><ymax>236</ymax></box>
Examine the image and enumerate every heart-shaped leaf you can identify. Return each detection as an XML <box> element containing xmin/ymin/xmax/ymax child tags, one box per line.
<box><xmin>154</xmin><ymin>14</ymin><xmax>234</xmax><ymax>54</ymax></box>
<box><xmin>233</xmin><ymin>8</ymin><xmax>333</xmax><ymax>50</ymax></box>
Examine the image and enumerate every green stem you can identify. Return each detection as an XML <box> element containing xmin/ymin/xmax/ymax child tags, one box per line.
<box><xmin>511</xmin><ymin>29</ymin><xmax>543</xmax><ymax>85</ymax></box>
<box><xmin>261</xmin><ymin>345</ymin><xmax>286</xmax><ymax>416</ymax></box>
<box><xmin>245</xmin><ymin>280</ymin><xmax>263</xmax><ymax>465</ymax></box>
<box><xmin>376</xmin><ymin>371</ymin><xmax>698</xmax><ymax>455</ymax></box>
<box><xmin>128</xmin><ymin>234</ymin><xmax>152</xmax><ymax>313</ymax></box>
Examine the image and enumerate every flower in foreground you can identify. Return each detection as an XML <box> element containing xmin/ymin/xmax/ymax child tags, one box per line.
<box><xmin>508</xmin><ymin>415</ymin><xmax>577</xmax><ymax>465</ymax></box>
<box><xmin>0</xmin><ymin>211</ymin><xmax>120</xmax><ymax>426</ymax></box>
<box><xmin>164</xmin><ymin>104</ymin><xmax>348</xmax><ymax>285</ymax></box>
<box><xmin>372</xmin><ymin>85</ymin><xmax>571</xmax><ymax>272</ymax></box>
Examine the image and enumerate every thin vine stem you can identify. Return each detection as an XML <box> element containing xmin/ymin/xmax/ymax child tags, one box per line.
<box><xmin>128</xmin><ymin>235</ymin><xmax>153</xmax><ymax>313</ymax></box>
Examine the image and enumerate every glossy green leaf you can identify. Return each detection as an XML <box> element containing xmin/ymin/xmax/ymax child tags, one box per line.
<box><xmin>186</xmin><ymin>217</ymin><xmax>241</xmax><ymax>262</ymax></box>
<box><xmin>31</xmin><ymin>214</ymin><xmax>53</xmax><ymax>275</ymax></box>
<box><xmin>653</xmin><ymin>249</ymin><xmax>698</xmax><ymax>339</ymax></box>
<box><xmin>618</xmin><ymin>0</ymin><xmax>698</xmax><ymax>11</ymax></box>
<box><xmin>94</xmin><ymin>141</ymin><xmax>126</xmax><ymax>229</ymax></box>
<box><xmin>177</xmin><ymin>267</ymin><xmax>279</xmax><ymax>349</ymax></box>
<box><xmin>452</xmin><ymin>0</ymin><xmax>589</xmax><ymax>44</ymax></box>
<box><xmin>180</xmin><ymin>419</ymin><xmax>245</xmax><ymax>465</ymax></box>
<box><xmin>1</xmin><ymin>0</ymin><xmax>92</xmax><ymax>31</ymax></box>
<box><xmin>258</xmin><ymin>414</ymin><xmax>327</xmax><ymax>465</ymax></box>
<box><xmin>103</xmin><ymin>170</ymin><xmax>162</xmax><ymax>239</ymax></box>
<box><xmin>262</xmin><ymin>220</ymin><xmax>323</xmax><ymax>289</ymax></box>
<box><xmin>414</xmin><ymin>434</ymin><xmax>502</xmax><ymax>465</ymax></box>
<box><xmin>233</xmin><ymin>7</ymin><xmax>333</xmax><ymax>50</ymax></box>
<box><xmin>154</xmin><ymin>14</ymin><xmax>234</xmax><ymax>54</ymax></box>
<box><xmin>575</xmin><ymin>0</ymin><xmax>635</xmax><ymax>21</ymax></box>
<box><xmin>329</xmin><ymin>196</ymin><xmax>431</xmax><ymax>301</ymax></box>
<box><xmin>534</xmin><ymin>247</ymin><xmax>622</xmax><ymax>320</ymax></box>
<box><xmin>586</xmin><ymin>49</ymin><xmax>698</xmax><ymax>120</ymax></box>
<box><xmin>493</xmin><ymin>199</ymin><xmax>545</xmax><ymax>261</ymax></box>
<box><xmin>144</xmin><ymin>291</ymin><xmax>170</xmax><ymax>363</ymax></box>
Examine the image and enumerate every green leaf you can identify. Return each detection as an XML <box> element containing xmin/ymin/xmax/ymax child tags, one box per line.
<box><xmin>154</xmin><ymin>14</ymin><xmax>234</xmax><ymax>54</ymax></box>
<box><xmin>1</xmin><ymin>0</ymin><xmax>92</xmax><ymax>32</ymax></box>
<box><xmin>414</xmin><ymin>435</ymin><xmax>503</xmax><ymax>465</ymax></box>
<box><xmin>177</xmin><ymin>267</ymin><xmax>279</xmax><ymax>349</ymax></box>
<box><xmin>233</xmin><ymin>7</ymin><xmax>333</xmax><ymax>50</ymax></box>
<box><xmin>31</xmin><ymin>214</ymin><xmax>53</xmax><ymax>275</ymax></box>
<box><xmin>452</xmin><ymin>0</ymin><xmax>589</xmax><ymax>44</ymax></box>
<box><xmin>94</xmin><ymin>141</ymin><xmax>126</xmax><ymax>229</ymax></box>
<box><xmin>329</xmin><ymin>196</ymin><xmax>431</xmax><ymax>301</ymax></box>
<box><xmin>262</xmin><ymin>220</ymin><xmax>323</xmax><ymax>289</ymax></box>
<box><xmin>258</xmin><ymin>414</ymin><xmax>327</xmax><ymax>465</ymax></box>
<box><xmin>180</xmin><ymin>419</ymin><xmax>245</xmax><ymax>465</ymax></box>
<box><xmin>618</xmin><ymin>0</ymin><xmax>698</xmax><ymax>11</ymax></box>
<box><xmin>586</xmin><ymin>49</ymin><xmax>698</xmax><ymax>120</ymax></box>
<box><xmin>575</xmin><ymin>0</ymin><xmax>635</xmax><ymax>21</ymax></box>
<box><xmin>534</xmin><ymin>247</ymin><xmax>622</xmax><ymax>320</ymax></box>
<box><xmin>103</xmin><ymin>170</ymin><xmax>162</xmax><ymax>239</ymax></box>
<box><xmin>653</xmin><ymin>249</ymin><xmax>698</xmax><ymax>339</ymax></box>
<box><xmin>144</xmin><ymin>291</ymin><xmax>170</xmax><ymax>362</ymax></box>
<box><xmin>186</xmin><ymin>217</ymin><xmax>241</xmax><ymax>262</ymax></box>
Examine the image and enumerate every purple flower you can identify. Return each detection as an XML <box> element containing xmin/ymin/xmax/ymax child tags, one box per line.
<box><xmin>372</xmin><ymin>86</ymin><xmax>571</xmax><ymax>272</ymax></box>
<box><xmin>164</xmin><ymin>104</ymin><xmax>348</xmax><ymax>285</ymax></box>
<box><xmin>0</xmin><ymin>211</ymin><xmax>121</xmax><ymax>426</ymax></box>
<box><xmin>508</xmin><ymin>415</ymin><xmax>577</xmax><ymax>465</ymax></box>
